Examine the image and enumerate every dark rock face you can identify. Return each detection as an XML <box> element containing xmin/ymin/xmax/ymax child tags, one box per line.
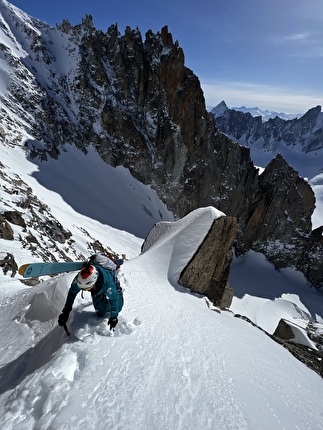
<box><xmin>3</xmin><ymin>211</ymin><xmax>26</xmax><ymax>228</ymax></box>
<box><xmin>237</xmin><ymin>154</ymin><xmax>316</xmax><ymax>268</ymax></box>
<box><xmin>273</xmin><ymin>319</ymin><xmax>295</xmax><ymax>341</ymax></box>
<box><xmin>0</xmin><ymin>215</ymin><xmax>14</xmax><ymax>240</ymax></box>
<box><xmin>300</xmin><ymin>228</ymin><xmax>323</xmax><ymax>287</ymax></box>
<box><xmin>179</xmin><ymin>216</ymin><xmax>237</xmax><ymax>307</ymax></box>
<box><xmin>1</xmin><ymin>5</ymin><xmax>323</xmax><ymax>286</ymax></box>
<box><xmin>0</xmin><ymin>253</ymin><xmax>18</xmax><ymax>277</ymax></box>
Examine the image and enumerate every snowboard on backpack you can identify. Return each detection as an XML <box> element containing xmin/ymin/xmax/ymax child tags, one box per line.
<box><xmin>18</xmin><ymin>261</ymin><xmax>85</xmax><ymax>278</ymax></box>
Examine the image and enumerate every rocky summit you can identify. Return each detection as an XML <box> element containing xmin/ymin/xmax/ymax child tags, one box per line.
<box><xmin>0</xmin><ymin>0</ymin><xmax>323</xmax><ymax>287</ymax></box>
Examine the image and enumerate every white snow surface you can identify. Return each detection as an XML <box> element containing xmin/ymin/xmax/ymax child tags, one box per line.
<box><xmin>0</xmin><ymin>137</ymin><xmax>323</xmax><ymax>429</ymax></box>
<box><xmin>1</xmin><ymin>205</ymin><xmax>323</xmax><ymax>430</ymax></box>
<box><xmin>0</xmin><ymin>131</ymin><xmax>323</xmax><ymax>430</ymax></box>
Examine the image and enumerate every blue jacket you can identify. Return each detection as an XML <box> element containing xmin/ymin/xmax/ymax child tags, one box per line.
<box><xmin>63</xmin><ymin>265</ymin><xmax>123</xmax><ymax>318</ymax></box>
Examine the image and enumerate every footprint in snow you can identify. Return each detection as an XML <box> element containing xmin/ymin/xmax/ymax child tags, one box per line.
<box><xmin>108</xmin><ymin>316</ymin><xmax>142</xmax><ymax>337</ymax></box>
<box><xmin>73</xmin><ymin>315</ymin><xmax>142</xmax><ymax>340</ymax></box>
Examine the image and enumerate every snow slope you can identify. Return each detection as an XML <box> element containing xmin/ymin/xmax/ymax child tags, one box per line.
<box><xmin>30</xmin><ymin>144</ymin><xmax>174</xmax><ymax>238</ymax></box>
<box><xmin>1</xmin><ymin>207</ymin><xmax>323</xmax><ymax>430</ymax></box>
<box><xmin>0</xmin><ymin>119</ymin><xmax>323</xmax><ymax>429</ymax></box>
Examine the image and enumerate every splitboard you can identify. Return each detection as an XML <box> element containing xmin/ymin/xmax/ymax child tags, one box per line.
<box><xmin>18</xmin><ymin>261</ymin><xmax>85</xmax><ymax>278</ymax></box>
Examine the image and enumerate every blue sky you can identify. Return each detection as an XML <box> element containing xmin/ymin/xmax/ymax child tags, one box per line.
<box><xmin>8</xmin><ymin>0</ymin><xmax>323</xmax><ymax>113</ymax></box>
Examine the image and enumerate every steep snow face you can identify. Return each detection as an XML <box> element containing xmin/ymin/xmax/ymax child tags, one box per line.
<box><xmin>30</xmin><ymin>144</ymin><xmax>174</xmax><ymax>238</ymax></box>
<box><xmin>229</xmin><ymin>250</ymin><xmax>323</xmax><ymax>331</ymax></box>
<box><xmin>0</xmin><ymin>2</ymin><xmax>175</xmax><ymax>239</ymax></box>
<box><xmin>2</xmin><ymin>213</ymin><xmax>322</xmax><ymax>424</ymax></box>
<box><xmin>0</xmin><ymin>208</ymin><xmax>323</xmax><ymax>430</ymax></box>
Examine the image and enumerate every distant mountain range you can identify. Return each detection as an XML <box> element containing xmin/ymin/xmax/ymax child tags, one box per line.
<box><xmin>210</xmin><ymin>101</ymin><xmax>301</xmax><ymax>122</ymax></box>
<box><xmin>210</xmin><ymin>101</ymin><xmax>323</xmax><ymax>165</ymax></box>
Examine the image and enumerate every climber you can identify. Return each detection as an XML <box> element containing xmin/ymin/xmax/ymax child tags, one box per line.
<box><xmin>58</xmin><ymin>251</ymin><xmax>124</xmax><ymax>332</ymax></box>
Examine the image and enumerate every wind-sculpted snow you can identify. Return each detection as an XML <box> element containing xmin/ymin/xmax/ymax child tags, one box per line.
<box><xmin>142</xmin><ymin>206</ymin><xmax>225</xmax><ymax>284</ymax></box>
<box><xmin>1</xmin><ymin>211</ymin><xmax>323</xmax><ymax>429</ymax></box>
<box><xmin>310</xmin><ymin>173</ymin><xmax>323</xmax><ymax>229</ymax></box>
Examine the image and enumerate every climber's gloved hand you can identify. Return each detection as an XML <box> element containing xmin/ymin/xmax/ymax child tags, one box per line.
<box><xmin>58</xmin><ymin>312</ymin><xmax>69</xmax><ymax>326</ymax></box>
<box><xmin>108</xmin><ymin>317</ymin><xmax>118</xmax><ymax>330</ymax></box>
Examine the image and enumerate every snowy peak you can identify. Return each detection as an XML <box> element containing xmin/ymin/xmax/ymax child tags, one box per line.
<box><xmin>210</xmin><ymin>100</ymin><xmax>302</xmax><ymax>122</ymax></box>
<box><xmin>232</xmin><ymin>105</ymin><xmax>301</xmax><ymax>122</ymax></box>
<box><xmin>210</xmin><ymin>100</ymin><xmax>228</xmax><ymax>117</ymax></box>
<box><xmin>0</xmin><ymin>0</ymin><xmax>39</xmax><ymax>36</ymax></box>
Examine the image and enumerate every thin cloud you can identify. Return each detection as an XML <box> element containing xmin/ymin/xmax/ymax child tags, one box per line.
<box><xmin>282</xmin><ymin>32</ymin><xmax>311</xmax><ymax>41</ymax></box>
<box><xmin>272</xmin><ymin>31</ymin><xmax>312</xmax><ymax>44</ymax></box>
<box><xmin>267</xmin><ymin>29</ymin><xmax>323</xmax><ymax>58</ymax></box>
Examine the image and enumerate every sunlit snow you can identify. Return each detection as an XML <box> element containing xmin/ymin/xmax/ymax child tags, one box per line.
<box><xmin>1</xmin><ymin>142</ymin><xmax>323</xmax><ymax>429</ymax></box>
<box><xmin>0</xmin><ymin>1</ymin><xmax>323</xmax><ymax>428</ymax></box>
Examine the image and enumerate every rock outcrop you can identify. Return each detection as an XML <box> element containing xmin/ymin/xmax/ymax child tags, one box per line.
<box><xmin>236</xmin><ymin>154</ymin><xmax>316</xmax><ymax>269</ymax></box>
<box><xmin>273</xmin><ymin>319</ymin><xmax>296</xmax><ymax>341</ymax></box>
<box><xmin>179</xmin><ymin>216</ymin><xmax>237</xmax><ymax>307</ymax></box>
<box><xmin>0</xmin><ymin>253</ymin><xmax>18</xmax><ymax>277</ymax></box>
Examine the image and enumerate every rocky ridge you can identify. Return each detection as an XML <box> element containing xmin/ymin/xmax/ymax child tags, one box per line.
<box><xmin>0</xmin><ymin>0</ymin><xmax>323</xmax><ymax>289</ymax></box>
<box><xmin>212</xmin><ymin>101</ymin><xmax>323</xmax><ymax>153</ymax></box>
